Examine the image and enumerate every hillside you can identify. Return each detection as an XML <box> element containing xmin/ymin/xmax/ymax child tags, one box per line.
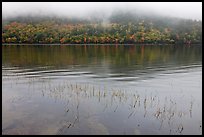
<box><xmin>2</xmin><ymin>12</ymin><xmax>202</xmax><ymax>44</ymax></box>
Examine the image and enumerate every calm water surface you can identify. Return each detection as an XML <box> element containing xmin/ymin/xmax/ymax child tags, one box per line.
<box><xmin>2</xmin><ymin>45</ymin><xmax>202</xmax><ymax>135</ymax></box>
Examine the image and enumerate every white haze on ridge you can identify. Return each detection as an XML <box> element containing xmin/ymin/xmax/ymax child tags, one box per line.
<box><xmin>2</xmin><ymin>2</ymin><xmax>202</xmax><ymax>21</ymax></box>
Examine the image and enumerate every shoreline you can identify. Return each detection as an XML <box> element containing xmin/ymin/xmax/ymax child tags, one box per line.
<box><xmin>2</xmin><ymin>43</ymin><xmax>202</xmax><ymax>46</ymax></box>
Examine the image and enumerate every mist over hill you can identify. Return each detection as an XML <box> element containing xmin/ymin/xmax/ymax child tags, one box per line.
<box><xmin>2</xmin><ymin>2</ymin><xmax>202</xmax><ymax>44</ymax></box>
<box><xmin>2</xmin><ymin>2</ymin><xmax>202</xmax><ymax>20</ymax></box>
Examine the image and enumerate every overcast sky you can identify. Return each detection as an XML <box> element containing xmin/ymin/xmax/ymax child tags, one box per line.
<box><xmin>2</xmin><ymin>2</ymin><xmax>202</xmax><ymax>20</ymax></box>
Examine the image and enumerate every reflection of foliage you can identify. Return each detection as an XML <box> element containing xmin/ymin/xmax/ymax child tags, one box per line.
<box><xmin>2</xmin><ymin>45</ymin><xmax>202</xmax><ymax>69</ymax></box>
<box><xmin>2</xmin><ymin>14</ymin><xmax>202</xmax><ymax>44</ymax></box>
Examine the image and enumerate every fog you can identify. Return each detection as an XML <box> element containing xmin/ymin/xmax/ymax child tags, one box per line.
<box><xmin>2</xmin><ymin>2</ymin><xmax>202</xmax><ymax>20</ymax></box>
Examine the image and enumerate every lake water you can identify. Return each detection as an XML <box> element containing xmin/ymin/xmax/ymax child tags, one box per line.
<box><xmin>2</xmin><ymin>45</ymin><xmax>202</xmax><ymax>135</ymax></box>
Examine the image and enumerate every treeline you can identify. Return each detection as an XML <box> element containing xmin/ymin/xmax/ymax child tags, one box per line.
<box><xmin>2</xmin><ymin>12</ymin><xmax>202</xmax><ymax>44</ymax></box>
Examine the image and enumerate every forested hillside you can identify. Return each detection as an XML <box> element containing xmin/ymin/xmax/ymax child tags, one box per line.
<box><xmin>2</xmin><ymin>12</ymin><xmax>202</xmax><ymax>44</ymax></box>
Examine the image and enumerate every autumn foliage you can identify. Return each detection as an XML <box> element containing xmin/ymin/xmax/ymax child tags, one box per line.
<box><xmin>2</xmin><ymin>15</ymin><xmax>202</xmax><ymax>44</ymax></box>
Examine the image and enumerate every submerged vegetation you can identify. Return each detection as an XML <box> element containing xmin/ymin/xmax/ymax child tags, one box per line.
<box><xmin>2</xmin><ymin>12</ymin><xmax>202</xmax><ymax>44</ymax></box>
<box><xmin>2</xmin><ymin>73</ymin><xmax>201</xmax><ymax>135</ymax></box>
